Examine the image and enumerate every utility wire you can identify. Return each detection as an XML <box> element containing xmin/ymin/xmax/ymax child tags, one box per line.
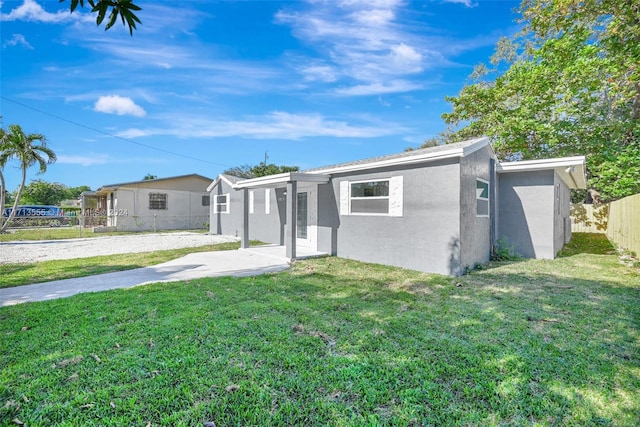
<box><xmin>1</xmin><ymin>96</ymin><xmax>233</xmax><ymax>168</ymax></box>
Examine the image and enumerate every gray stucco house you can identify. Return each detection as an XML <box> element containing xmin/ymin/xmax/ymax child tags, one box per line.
<box><xmin>208</xmin><ymin>137</ymin><xmax>585</xmax><ymax>275</ymax></box>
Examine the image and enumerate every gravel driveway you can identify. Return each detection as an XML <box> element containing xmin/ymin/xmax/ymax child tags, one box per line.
<box><xmin>0</xmin><ymin>232</ymin><xmax>239</xmax><ymax>264</ymax></box>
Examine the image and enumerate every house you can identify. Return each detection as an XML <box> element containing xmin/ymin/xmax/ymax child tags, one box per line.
<box><xmin>87</xmin><ymin>174</ymin><xmax>212</xmax><ymax>232</ymax></box>
<box><xmin>208</xmin><ymin>138</ymin><xmax>586</xmax><ymax>275</ymax></box>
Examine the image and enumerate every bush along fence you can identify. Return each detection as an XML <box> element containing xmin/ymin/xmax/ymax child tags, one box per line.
<box><xmin>571</xmin><ymin>193</ymin><xmax>640</xmax><ymax>255</ymax></box>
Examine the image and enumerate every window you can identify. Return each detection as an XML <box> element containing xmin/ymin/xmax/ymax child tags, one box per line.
<box><xmin>213</xmin><ymin>194</ymin><xmax>229</xmax><ymax>214</ymax></box>
<box><xmin>249</xmin><ymin>190</ymin><xmax>254</xmax><ymax>214</ymax></box>
<box><xmin>476</xmin><ymin>179</ymin><xmax>489</xmax><ymax>217</ymax></box>
<box><xmin>202</xmin><ymin>195</ymin><xmax>210</xmax><ymax>206</ymax></box>
<box><xmin>340</xmin><ymin>177</ymin><xmax>403</xmax><ymax>217</ymax></box>
<box><xmin>555</xmin><ymin>184</ymin><xmax>560</xmax><ymax>215</ymax></box>
<box><xmin>350</xmin><ymin>180</ymin><xmax>390</xmax><ymax>214</ymax></box>
<box><xmin>149</xmin><ymin>193</ymin><xmax>167</xmax><ymax>210</ymax></box>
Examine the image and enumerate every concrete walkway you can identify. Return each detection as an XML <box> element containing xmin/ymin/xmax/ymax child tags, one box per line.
<box><xmin>0</xmin><ymin>245</ymin><xmax>325</xmax><ymax>307</ymax></box>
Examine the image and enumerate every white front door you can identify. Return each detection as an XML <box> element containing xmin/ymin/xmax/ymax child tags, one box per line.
<box><xmin>296</xmin><ymin>185</ymin><xmax>317</xmax><ymax>249</ymax></box>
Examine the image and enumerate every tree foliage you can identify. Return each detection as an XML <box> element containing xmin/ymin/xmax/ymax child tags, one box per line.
<box><xmin>442</xmin><ymin>0</ymin><xmax>640</xmax><ymax>201</ymax></box>
<box><xmin>62</xmin><ymin>0</ymin><xmax>142</xmax><ymax>35</ymax></box>
<box><xmin>223</xmin><ymin>162</ymin><xmax>299</xmax><ymax>179</ymax></box>
<box><xmin>143</xmin><ymin>173</ymin><xmax>157</xmax><ymax>180</ymax></box>
<box><xmin>18</xmin><ymin>180</ymin><xmax>90</xmax><ymax>206</ymax></box>
<box><xmin>0</xmin><ymin>124</ymin><xmax>56</xmax><ymax>232</ymax></box>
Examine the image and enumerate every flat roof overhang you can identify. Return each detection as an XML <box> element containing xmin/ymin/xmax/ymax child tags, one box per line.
<box><xmin>232</xmin><ymin>172</ymin><xmax>331</xmax><ymax>189</ymax></box>
<box><xmin>497</xmin><ymin>156</ymin><xmax>587</xmax><ymax>189</ymax></box>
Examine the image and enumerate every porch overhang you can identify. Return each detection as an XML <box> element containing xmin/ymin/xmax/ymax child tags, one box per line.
<box><xmin>497</xmin><ymin>156</ymin><xmax>587</xmax><ymax>189</ymax></box>
<box><xmin>232</xmin><ymin>172</ymin><xmax>331</xmax><ymax>189</ymax></box>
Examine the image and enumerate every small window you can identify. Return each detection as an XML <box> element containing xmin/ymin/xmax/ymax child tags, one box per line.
<box><xmin>265</xmin><ymin>189</ymin><xmax>271</xmax><ymax>214</ymax></box>
<box><xmin>555</xmin><ymin>184</ymin><xmax>560</xmax><ymax>215</ymax></box>
<box><xmin>149</xmin><ymin>193</ymin><xmax>167</xmax><ymax>210</ymax></box>
<box><xmin>249</xmin><ymin>190</ymin><xmax>254</xmax><ymax>214</ymax></box>
<box><xmin>214</xmin><ymin>194</ymin><xmax>229</xmax><ymax>214</ymax></box>
<box><xmin>476</xmin><ymin>179</ymin><xmax>489</xmax><ymax>217</ymax></box>
<box><xmin>350</xmin><ymin>180</ymin><xmax>390</xmax><ymax>214</ymax></box>
<box><xmin>202</xmin><ymin>195</ymin><xmax>210</xmax><ymax>206</ymax></box>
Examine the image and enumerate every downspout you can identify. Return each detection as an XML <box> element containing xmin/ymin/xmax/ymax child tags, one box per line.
<box><xmin>490</xmin><ymin>158</ymin><xmax>497</xmax><ymax>257</ymax></box>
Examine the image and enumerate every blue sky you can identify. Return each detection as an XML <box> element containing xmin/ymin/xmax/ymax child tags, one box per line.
<box><xmin>1</xmin><ymin>0</ymin><xmax>520</xmax><ymax>191</ymax></box>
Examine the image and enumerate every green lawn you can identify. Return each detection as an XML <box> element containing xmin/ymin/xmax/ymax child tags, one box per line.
<box><xmin>1</xmin><ymin>234</ymin><xmax>638</xmax><ymax>426</ymax></box>
<box><xmin>0</xmin><ymin>228</ymin><xmax>207</xmax><ymax>242</ymax></box>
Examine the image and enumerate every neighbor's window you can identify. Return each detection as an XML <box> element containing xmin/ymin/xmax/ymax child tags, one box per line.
<box><xmin>202</xmin><ymin>195</ymin><xmax>210</xmax><ymax>206</ymax></box>
<box><xmin>213</xmin><ymin>194</ymin><xmax>229</xmax><ymax>214</ymax></box>
<box><xmin>149</xmin><ymin>193</ymin><xmax>167</xmax><ymax>210</ymax></box>
<box><xmin>350</xmin><ymin>180</ymin><xmax>390</xmax><ymax>214</ymax></box>
<box><xmin>476</xmin><ymin>179</ymin><xmax>489</xmax><ymax>217</ymax></box>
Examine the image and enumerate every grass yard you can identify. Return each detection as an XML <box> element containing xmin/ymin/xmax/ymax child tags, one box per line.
<box><xmin>1</xmin><ymin>234</ymin><xmax>638</xmax><ymax>426</ymax></box>
<box><xmin>0</xmin><ymin>228</ymin><xmax>207</xmax><ymax>242</ymax></box>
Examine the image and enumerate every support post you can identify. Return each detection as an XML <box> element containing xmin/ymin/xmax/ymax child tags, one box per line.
<box><xmin>285</xmin><ymin>181</ymin><xmax>297</xmax><ymax>259</ymax></box>
<box><xmin>241</xmin><ymin>188</ymin><xmax>250</xmax><ymax>249</ymax></box>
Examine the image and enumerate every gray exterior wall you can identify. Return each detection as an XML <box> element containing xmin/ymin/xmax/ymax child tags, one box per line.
<box><xmin>459</xmin><ymin>146</ymin><xmax>494</xmax><ymax>271</ymax></box>
<box><xmin>497</xmin><ymin>170</ymin><xmax>556</xmax><ymax>259</ymax></box>
<box><xmin>553</xmin><ymin>173</ymin><xmax>572</xmax><ymax>255</ymax></box>
<box><xmin>210</xmin><ymin>179</ymin><xmax>242</xmax><ymax>238</ymax></box>
<box><xmin>210</xmin><ymin>180</ymin><xmax>285</xmax><ymax>244</ymax></box>
<box><xmin>329</xmin><ymin>159</ymin><xmax>463</xmax><ymax>275</ymax></box>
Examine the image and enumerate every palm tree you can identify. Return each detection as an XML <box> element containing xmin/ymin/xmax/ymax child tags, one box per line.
<box><xmin>0</xmin><ymin>124</ymin><xmax>56</xmax><ymax>233</ymax></box>
<box><xmin>0</xmin><ymin>127</ymin><xmax>7</xmax><ymax>226</ymax></box>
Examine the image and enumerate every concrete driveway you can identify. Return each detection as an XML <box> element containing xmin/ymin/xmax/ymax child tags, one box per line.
<box><xmin>0</xmin><ymin>247</ymin><xmax>294</xmax><ymax>307</ymax></box>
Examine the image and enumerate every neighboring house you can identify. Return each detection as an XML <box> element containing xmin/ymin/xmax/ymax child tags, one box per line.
<box><xmin>88</xmin><ymin>174</ymin><xmax>212</xmax><ymax>231</ymax></box>
<box><xmin>208</xmin><ymin>137</ymin><xmax>585</xmax><ymax>276</ymax></box>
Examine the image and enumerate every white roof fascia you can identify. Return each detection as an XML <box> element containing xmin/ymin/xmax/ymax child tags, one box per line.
<box><xmin>206</xmin><ymin>177</ymin><xmax>220</xmax><ymax>192</ymax></box>
<box><xmin>233</xmin><ymin>172</ymin><xmax>330</xmax><ymax>189</ymax></box>
<box><xmin>207</xmin><ymin>174</ymin><xmax>238</xmax><ymax>192</ymax></box>
<box><xmin>497</xmin><ymin>156</ymin><xmax>585</xmax><ymax>172</ymax></box>
<box><xmin>498</xmin><ymin>156</ymin><xmax>587</xmax><ymax>189</ymax></box>
<box><xmin>306</xmin><ymin>137</ymin><xmax>489</xmax><ymax>176</ymax></box>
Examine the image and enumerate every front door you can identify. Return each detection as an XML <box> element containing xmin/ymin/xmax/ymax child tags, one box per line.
<box><xmin>296</xmin><ymin>192</ymin><xmax>308</xmax><ymax>243</ymax></box>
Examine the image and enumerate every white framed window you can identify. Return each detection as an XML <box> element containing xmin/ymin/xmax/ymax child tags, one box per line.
<box><xmin>265</xmin><ymin>189</ymin><xmax>271</xmax><ymax>214</ymax></box>
<box><xmin>249</xmin><ymin>190</ymin><xmax>254</xmax><ymax>214</ymax></box>
<box><xmin>476</xmin><ymin>179</ymin><xmax>489</xmax><ymax>217</ymax></box>
<box><xmin>340</xmin><ymin>176</ymin><xmax>403</xmax><ymax>216</ymax></box>
<box><xmin>149</xmin><ymin>193</ymin><xmax>167</xmax><ymax>210</ymax></box>
<box><xmin>213</xmin><ymin>193</ymin><xmax>229</xmax><ymax>214</ymax></box>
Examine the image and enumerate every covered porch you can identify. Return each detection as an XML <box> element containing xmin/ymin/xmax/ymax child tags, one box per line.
<box><xmin>233</xmin><ymin>172</ymin><xmax>331</xmax><ymax>260</ymax></box>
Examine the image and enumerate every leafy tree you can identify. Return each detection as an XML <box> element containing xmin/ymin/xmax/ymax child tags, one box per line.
<box><xmin>442</xmin><ymin>0</ymin><xmax>640</xmax><ymax>201</ymax></box>
<box><xmin>67</xmin><ymin>185</ymin><xmax>92</xmax><ymax>199</ymax></box>
<box><xmin>223</xmin><ymin>162</ymin><xmax>299</xmax><ymax>179</ymax></box>
<box><xmin>143</xmin><ymin>173</ymin><xmax>157</xmax><ymax>180</ymax></box>
<box><xmin>0</xmin><ymin>124</ymin><xmax>56</xmax><ymax>233</ymax></box>
<box><xmin>62</xmin><ymin>0</ymin><xmax>142</xmax><ymax>35</ymax></box>
<box><xmin>20</xmin><ymin>180</ymin><xmax>70</xmax><ymax>206</ymax></box>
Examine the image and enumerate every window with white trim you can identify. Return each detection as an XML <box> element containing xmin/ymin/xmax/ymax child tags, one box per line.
<box><xmin>350</xmin><ymin>180</ymin><xmax>390</xmax><ymax>214</ymax></box>
<box><xmin>340</xmin><ymin>176</ymin><xmax>403</xmax><ymax>216</ymax></box>
<box><xmin>249</xmin><ymin>190</ymin><xmax>254</xmax><ymax>214</ymax></box>
<box><xmin>213</xmin><ymin>194</ymin><xmax>229</xmax><ymax>214</ymax></box>
<box><xmin>476</xmin><ymin>179</ymin><xmax>489</xmax><ymax>217</ymax></box>
<box><xmin>149</xmin><ymin>193</ymin><xmax>167</xmax><ymax>210</ymax></box>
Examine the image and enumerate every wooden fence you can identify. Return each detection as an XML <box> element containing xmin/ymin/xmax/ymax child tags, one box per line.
<box><xmin>572</xmin><ymin>193</ymin><xmax>640</xmax><ymax>255</ymax></box>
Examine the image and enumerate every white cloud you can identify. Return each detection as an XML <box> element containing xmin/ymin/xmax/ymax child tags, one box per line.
<box><xmin>275</xmin><ymin>1</ymin><xmax>431</xmax><ymax>95</ymax></box>
<box><xmin>300</xmin><ymin>65</ymin><xmax>338</xmax><ymax>82</ymax></box>
<box><xmin>57</xmin><ymin>154</ymin><xmax>109</xmax><ymax>166</ymax></box>
<box><xmin>94</xmin><ymin>95</ymin><xmax>146</xmax><ymax>117</ymax></box>
<box><xmin>442</xmin><ymin>0</ymin><xmax>478</xmax><ymax>7</ymax></box>
<box><xmin>335</xmin><ymin>80</ymin><xmax>423</xmax><ymax>96</ymax></box>
<box><xmin>115</xmin><ymin>111</ymin><xmax>407</xmax><ymax>140</ymax></box>
<box><xmin>2</xmin><ymin>33</ymin><xmax>33</xmax><ymax>49</ymax></box>
<box><xmin>0</xmin><ymin>0</ymin><xmax>78</xmax><ymax>23</ymax></box>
